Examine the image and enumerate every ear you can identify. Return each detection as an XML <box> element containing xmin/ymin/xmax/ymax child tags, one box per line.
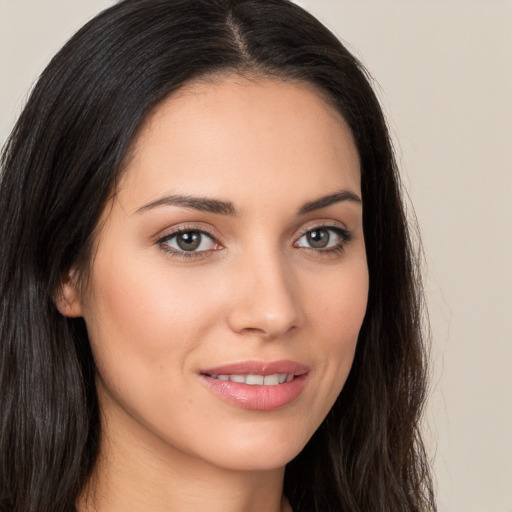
<box><xmin>54</xmin><ymin>268</ymin><xmax>84</xmax><ymax>318</ymax></box>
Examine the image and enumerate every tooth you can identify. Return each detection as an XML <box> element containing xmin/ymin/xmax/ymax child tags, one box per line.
<box><xmin>217</xmin><ymin>373</ymin><xmax>294</xmax><ymax>385</ymax></box>
<box><xmin>246</xmin><ymin>374</ymin><xmax>264</xmax><ymax>385</ymax></box>
<box><xmin>263</xmin><ymin>374</ymin><xmax>279</xmax><ymax>386</ymax></box>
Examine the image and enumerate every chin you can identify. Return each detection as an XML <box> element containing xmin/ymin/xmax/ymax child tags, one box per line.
<box><xmin>191</xmin><ymin>420</ymin><xmax>315</xmax><ymax>473</ymax></box>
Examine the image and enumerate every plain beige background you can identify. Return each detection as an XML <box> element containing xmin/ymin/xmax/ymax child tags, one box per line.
<box><xmin>1</xmin><ymin>1</ymin><xmax>511</xmax><ymax>511</ymax></box>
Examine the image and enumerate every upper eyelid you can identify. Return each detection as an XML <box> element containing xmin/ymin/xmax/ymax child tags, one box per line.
<box><xmin>155</xmin><ymin>224</ymin><xmax>220</xmax><ymax>243</ymax></box>
<box><xmin>295</xmin><ymin>221</ymin><xmax>349</xmax><ymax>237</ymax></box>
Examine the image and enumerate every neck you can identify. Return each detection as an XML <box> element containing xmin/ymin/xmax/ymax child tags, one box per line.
<box><xmin>78</xmin><ymin>397</ymin><xmax>291</xmax><ymax>512</ymax></box>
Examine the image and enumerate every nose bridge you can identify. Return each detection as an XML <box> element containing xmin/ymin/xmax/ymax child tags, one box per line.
<box><xmin>226</xmin><ymin>242</ymin><xmax>301</xmax><ymax>338</ymax></box>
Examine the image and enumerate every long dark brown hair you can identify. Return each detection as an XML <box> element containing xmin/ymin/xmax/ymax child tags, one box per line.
<box><xmin>0</xmin><ymin>1</ymin><xmax>435</xmax><ymax>511</ymax></box>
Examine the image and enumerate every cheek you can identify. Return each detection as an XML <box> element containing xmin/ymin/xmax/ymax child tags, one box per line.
<box><xmin>84</xmin><ymin>251</ymin><xmax>216</xmax><ymax>346</ymax></box>
<box><xmin>309</xmin><ymin>256</ymin><xmax>368</xmax><ymax>340</ymax></box>
<box><xmin>81</xmin><ymin>254</ymin><xmax>227</xmax><ymax>448</ymax></box>
<box><xmin>81</xmin><ymin>247</ymin><xmax>224</xmax><ymax>403</ymax></box>
<box><xmin>305</xmin><ymin>257</ymin><xmax>368</xmax><ymax>395</ymax></box>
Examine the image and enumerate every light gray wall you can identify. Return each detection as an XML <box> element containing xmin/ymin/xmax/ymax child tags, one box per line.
<box><xmin>1</xmin><ymin>1</ymin><xmax>511</xmax><ymax>511</ymax></box>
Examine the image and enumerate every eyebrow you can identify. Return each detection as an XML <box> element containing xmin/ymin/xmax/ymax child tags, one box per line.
<box><xmin>135</xmin><ymin>189</ymin><xmax>361</xmax><ymax>216</ymax></box>
<box><xmin>136</xmin><ymin>194</ymin><xmax>238</xmax><ymax>215</ymax></box>
<box><xmin>298</xmin><ymin>190</ymin><xmax>362</xmax><ymax>215</ymax></box>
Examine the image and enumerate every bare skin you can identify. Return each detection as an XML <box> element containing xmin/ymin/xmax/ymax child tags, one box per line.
<box><xmin>60</xmin><ymin>75</ymin><xmax>368</xmax><ymax>512</ymax></box>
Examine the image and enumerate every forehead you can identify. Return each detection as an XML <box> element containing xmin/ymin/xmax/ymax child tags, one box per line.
<box><xmin>117</xmin><ymin>75</ymin><xmax>361</xmax><ymax>210</ymax></box>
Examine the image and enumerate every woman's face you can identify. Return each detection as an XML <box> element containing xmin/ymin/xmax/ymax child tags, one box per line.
<box><xmin>67</xmin><ymin>76</ymin><xmax>368</xmax><ymax>472</ymax></box>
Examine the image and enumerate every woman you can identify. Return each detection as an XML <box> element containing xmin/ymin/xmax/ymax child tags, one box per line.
<box><xmin>0</xmin><ymin>0</ymin><xmax>435</xmax><ymax>511</ymax></box>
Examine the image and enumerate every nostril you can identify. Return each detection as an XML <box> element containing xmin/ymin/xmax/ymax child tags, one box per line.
<box><xmin>237</xmin><ymin>323</ymin><xmax>298</xmax><ymax>340</ymax></box>
<box><xmin>224</xmin><ymin>263</ymin><xmax>302</xmax><ymax>338</ymax></box>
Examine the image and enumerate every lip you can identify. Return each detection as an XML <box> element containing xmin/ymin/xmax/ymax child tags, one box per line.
<box><xmin>201</xmin><ymin>359</ymin><xmax>309</xmax><ymax>377</ymax></box>
<box><xmin>199</xmin><ymin>360</ymin><xmax>309</xmax><ymax>411</ymax></box>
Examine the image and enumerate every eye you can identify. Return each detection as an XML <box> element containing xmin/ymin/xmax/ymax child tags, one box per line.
<box><xmin>294</xmin><ymin>226</ymin><xmax>351</xmax><ymax>251</ymax></box>
<box><xmin>158</xmin><ymin>229</ymin><xmax>220</xmax><ymax>255</ymax></box>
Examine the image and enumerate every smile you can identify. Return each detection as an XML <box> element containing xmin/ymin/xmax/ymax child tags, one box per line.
<box><xmin>208</xmin><ymin>374</ymin><xmax>294</xmax><ymax>385</ymax></box>
<box><xmin>200</xmin><ymin>360</ymin><xmax>309</xmax><ymax>410</ymax></box>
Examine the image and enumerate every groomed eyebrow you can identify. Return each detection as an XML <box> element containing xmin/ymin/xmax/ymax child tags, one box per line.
<box><xmin>298</xmin><ymin>190</ymin><xmax>362</xmax><ymax>215</ymax></box>
<box><xmin>136</xmin><ymin>189</ymin><xmax>360</xmax><ymax>216</ymax></box>
<box><xmin>136</xmin><ymin>194</ymin><xmax>238</xmax><ymax>215</ymax></box>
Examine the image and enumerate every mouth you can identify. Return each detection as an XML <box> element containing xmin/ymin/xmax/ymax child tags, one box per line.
<box><xmin>199</xmin><ymin>360</ymin><xmax>309</xmax><ymax>410</ymax></box>
<box><xmin>206</xmin><ymin>373</ymin><xmax>295</xmax><ymax>385</ymax></box>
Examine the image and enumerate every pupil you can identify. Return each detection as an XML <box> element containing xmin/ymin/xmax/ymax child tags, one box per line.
<box><xmin>177</xmin><ymin>231</ymin><xmax>201</xmax><ymax>251</ymax></box>
<box><xmin>307</xmin><ymin>229</ymin><xmax>329</xmax><ymax>248</ymax></box>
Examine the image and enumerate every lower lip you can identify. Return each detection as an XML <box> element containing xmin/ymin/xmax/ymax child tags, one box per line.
<box><xmin>200</xmin><ymin>374</ymin><xmax>308</xmax><ymax>410</ymax></box>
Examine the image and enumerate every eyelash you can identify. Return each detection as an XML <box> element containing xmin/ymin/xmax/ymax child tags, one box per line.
<box><xmin>157</xmin><ymin>225</ymin><xmax>219</xmax><ymax>259</ymax></box>
<box><xmin>156</xmin><ymin>224</ymin><xmax>352</xmax><ymax>259</ymax></box>
<box><xmin>294</xmin><ymin>224</ymin><xmax>352</xmax><ymax>256</ymax></box>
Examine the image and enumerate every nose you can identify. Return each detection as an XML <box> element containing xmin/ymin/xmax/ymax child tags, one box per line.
<box><xmin>225</xmin><ymin>250</ymin><xmax>302</xmax><ymax>339</ymax></box>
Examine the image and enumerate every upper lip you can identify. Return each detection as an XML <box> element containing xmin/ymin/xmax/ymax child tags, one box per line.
<box><xmin>200</xmin><ymin>360</ymin><xmax>309</xmax><ymax>376</ymax></box>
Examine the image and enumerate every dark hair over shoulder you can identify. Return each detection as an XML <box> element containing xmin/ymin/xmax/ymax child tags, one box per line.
<box><xmin>0</xmin><ymin>1</ymin><xmax>435</xmax><ymax>511</ymax></box>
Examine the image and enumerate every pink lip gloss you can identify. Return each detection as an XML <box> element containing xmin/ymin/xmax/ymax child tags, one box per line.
<box><xmin>199</xmin><ymin>360</ymin><xmax>309</xmax><ymax>410</ymax></box>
